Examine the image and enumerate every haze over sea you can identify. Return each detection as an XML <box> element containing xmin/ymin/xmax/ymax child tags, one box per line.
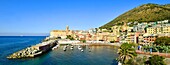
<box><xmin>0</xmin><ymin>36</ymin><xmax>118</xmax><ymax>65</ymax></box>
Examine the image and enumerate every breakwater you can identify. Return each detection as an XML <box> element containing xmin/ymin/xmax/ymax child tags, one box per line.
<box><xmin>7</xmin><ymin>39</ymin><xmax>58</xmax><ymax>59</ymax></box>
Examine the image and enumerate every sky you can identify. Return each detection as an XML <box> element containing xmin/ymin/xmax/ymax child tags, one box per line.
<box><xmin>0</xmin><ymin>0</ymin><xmax>169</xmax><ymax>36</ymax></box>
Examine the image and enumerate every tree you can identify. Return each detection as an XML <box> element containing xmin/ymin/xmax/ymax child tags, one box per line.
<box><xmin>145</xmin><ymin>55</ymin><xmax>166</xmax><ymax>65</ymax></box>
<box><xmin>117</xmin><ymin>43</ymin><xmax>137</xmax><ymax>64</ymax></box>
<box><xmin>66</xmin><ymin>35</ymin><xmax>75</xmax><ymax>40</ymax></box>
<box><xmin>153</xmin><ymin>37</ymin><xmax>170</xmax><ymax>46</ymax></box>
<box><xmin>80</xmin><ymin>40</ymin><xmax>86</xmax><ymax>43</ymax></box>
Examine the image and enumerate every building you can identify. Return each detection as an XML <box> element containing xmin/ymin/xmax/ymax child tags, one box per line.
<box><xmin>50</xmin><ymin>26</ymin><xmax>73</xmax><ymax>39</ymax></box>
<box><xmin>147</xmin><ymin>24</ymin><xmax>170</xmax><ymax>34</ymax></box>
<box><xmin>157</xmin><ymin>20</ymin><xmax>169</xmax><ymax>24</ymax></box>
<box><xmin>111</xmin><ymin>25</ymin><xmax>121</xmax><ymax>37</ymax></box>
<box><xmin>125</xmin><ymin>32</ymin><xmax>135</xmax><ymax>43</ymax></box>
<box><xmin>138</xmin><ymin>33</ymin><xmax>144</xmax><ymax>43</ymax></box>
<box><xmin>147</xmin><ymin>26</ymin><xmax>158</xmax><ymax>34</ymax></box>
<box><xmin>143</xmin><ymin>34</ymin><xmax>158</xmax><ymax>43</ymax></box>
<box><xmin>162</xmin><ymin>24</ymin><xmax>170</xmax><ymax>33</ymax></box>
<box><xmin>122</xmin><ymin>22</ymin><xmax>128</xmax><ymax>32</ymax></box>
<box><xmin>66</xmin><ymin>25</ymin><xmax>69</xmax><ymax>35</ymax></box>
<box><xmin>133</xmin><ymin>23</ymin><xmax>148</xmax><ymax>33</ymax></box>
<box><xmin>50</xmin><ymin>30</ymin><xmax>67</xmax><ymax>38</ymax></box>
<box><xmin>107</xmin><ymin>35</ymin><xmax>116</xmax><ymax>42</ymax></box>
<box><xmin>158</xmin><ymin>33</ymin><xmax>170</xmax><ymax>37</ymax></box>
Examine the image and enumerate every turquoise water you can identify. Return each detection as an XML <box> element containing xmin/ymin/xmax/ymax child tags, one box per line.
<box><xmin>0</xmin><ymin>36</ymin><xmax>118</xmax><ymax>65</ymax></box>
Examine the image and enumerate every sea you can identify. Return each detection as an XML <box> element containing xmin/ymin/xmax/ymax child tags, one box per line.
<box><xmin>0</xmin><ymin>36</ymin><xmax>118</xmax><ymax>65</ymax></box>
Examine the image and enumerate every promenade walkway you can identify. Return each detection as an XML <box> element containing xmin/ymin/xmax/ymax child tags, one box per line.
<box><xmin>136</xmin><ymin>50</ymin><xmax>170</xmax><ymax>58</ymax></box>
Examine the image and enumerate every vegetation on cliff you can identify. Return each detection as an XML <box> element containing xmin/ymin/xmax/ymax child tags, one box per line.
<box><xmin>100</xmin><ymin>3</ymin><xmax>170</xmax><ymax>29</ymax></box>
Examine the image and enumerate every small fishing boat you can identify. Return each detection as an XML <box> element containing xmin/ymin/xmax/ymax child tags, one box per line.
<box><xmin>81</xmin><ymin>49</ymin><xmax>84</xmax><ymax>52</ymax></box>
<box><xmin>63</xmin><ymin>48</ymin><xmax>66</xmax><ymax>51</ymax></box>
<box><xmin>63</xmin><ymin>46</ymin><xmax>67</xmax><ymax>51</ymax></box>
<box><xmin>78</xmin><ymin>46</ymin><xmax>82</xmax><ymax>50</ymax></box>
<box><xmin>70</xmin><ymin>47</ymin><xmax>73</xmax><ymax>50</ymax></box>
<box><xmin>52</xmin><ymin>45</ymin><xmax>59</xmax><ymax>50</ymax></box>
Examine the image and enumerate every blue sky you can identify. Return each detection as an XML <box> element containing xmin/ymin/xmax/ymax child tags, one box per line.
<box><xmin>0</xmin><ymin>0</ymin><xmax>169</xmax><ymax>36</ymax></box>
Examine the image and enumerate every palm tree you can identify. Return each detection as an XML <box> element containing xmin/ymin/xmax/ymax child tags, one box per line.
<box><xmin>117</xmin><ymin>43</ymin><xmax>137</xmax><ymax>65</ymax></box>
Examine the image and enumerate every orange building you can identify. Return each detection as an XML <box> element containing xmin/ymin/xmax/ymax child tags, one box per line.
<box><xmin>143</xmin><ymin>34</ymin><xmax>158</xmax><ymax>43</ymax></box>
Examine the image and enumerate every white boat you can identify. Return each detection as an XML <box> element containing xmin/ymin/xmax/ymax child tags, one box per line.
<box><xmin>63</xmin><ymin>46</ymin><xmax>67</xmax><ymax>51</ymax></box>
<box><xmin>78</xmin><ymin>46</ymin><xmax>82</xmax><ymax>50</ymax></box>
<box><xmin>63</xmin><ymin>48</ymin><xmax>66</xmax><ymax>51</ymax></box>
<box><xmin>52</xmin><ymin>45</ymin><xmax>59</xmax><ymax>50</ymax></box>
<box><xmin>81</xmin><ymin>49</ymin><xmax>84</xmax><ymax>52</ymax></box>
<box><xmin>70</xmin><ymin>47</ymin><xmax>73</xmax><ymax>50</ymax></box>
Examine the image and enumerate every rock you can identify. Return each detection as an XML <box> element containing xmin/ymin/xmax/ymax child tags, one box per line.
<box><xmin>7</xmin><ymin>39</ymin><xmax>58</xmax><ymax>59</ymax></box>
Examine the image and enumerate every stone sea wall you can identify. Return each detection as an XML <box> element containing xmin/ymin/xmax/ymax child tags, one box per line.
<box><xmin>7</xmin><ymin>39</ymin><xmax>58</xmax><ymax>59</ymax></box>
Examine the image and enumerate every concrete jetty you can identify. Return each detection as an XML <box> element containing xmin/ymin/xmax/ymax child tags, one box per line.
<box><xmin>7</xmin><ymin>40</ymin><xmax>58</xmax><ymax>59</ymax></box>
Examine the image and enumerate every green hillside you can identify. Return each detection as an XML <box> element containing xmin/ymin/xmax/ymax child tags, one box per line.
<box><xmin>100</xmin><ymin>3</ymin><xmax>170</xmax><ymax>29</ymax></box>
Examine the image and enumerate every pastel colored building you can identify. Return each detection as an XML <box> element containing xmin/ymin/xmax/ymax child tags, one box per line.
<box><xmin>50</xmin><ymin>26</ymin><xmax>72</xmax><ymax>39</ymax></box>
<box><xmin>147</xmin><ymin>24</ymin><xmax>170</xmax><ymax>34</ymax></box>
<box><xmin>143</xmin><ymin>34</ymin><xmax>158</xmax><ymax>43</ymax></box>
<box><xmin>50</xmin><ymin>30</ymin><xmax>67</xmax><ymax>38</ymax></box>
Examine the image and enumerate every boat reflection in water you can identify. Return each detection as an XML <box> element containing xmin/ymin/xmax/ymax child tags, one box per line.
<box><xmin>51</xmin><ymin>45</ymin><xmax>119</xmax><ymax>65</ymax></box>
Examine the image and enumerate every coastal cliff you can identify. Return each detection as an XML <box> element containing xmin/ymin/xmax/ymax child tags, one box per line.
<box><xmin>7</xmin><ymin>39</ymin><xmax>58</xmax><ymax>59</ymax></box>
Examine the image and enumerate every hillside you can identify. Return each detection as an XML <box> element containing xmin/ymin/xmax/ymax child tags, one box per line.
<box><xmin>100</xmin><ymin>3</ymin><xmax>170</xmax><ymax>29</ymax></box>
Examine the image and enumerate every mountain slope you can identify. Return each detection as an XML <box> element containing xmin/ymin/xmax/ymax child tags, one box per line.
<box><xmin>100</xmin><ymin>3</ymin><xmax>170</xmax><ymax>29</ymax></box>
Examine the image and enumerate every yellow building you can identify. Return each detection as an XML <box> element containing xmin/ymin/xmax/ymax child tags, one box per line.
<box><xmin>107</xmin><ymin>35</ymin><xmax>116</xmax><ymax>42</ymax></box>
<box><xmin>147</xmin><ymin>27</ymin><xmax>157</xmax><ymax>34</ymax></box>
<box><xmin>156</xmin><ymin>27</ymin><xmax>162</xmax><ymax>34</ymax></box>
<box><xmin>147</xmin><ymin>24</ymin><xmax>170</xmax><ymax>34</ymax></box>
<box><xmin>163</xmin><ymin>26</ymin><xmax>170</xmax><ymax>33</ymax></box>
<box><xmin>122</xmin><ymin>22</ymin><xmax>128</xmax><ymax>32</ymax></box>
<box><xmin>50</xmin><ymin>30</ymin><xmax>67</xmax><ymax>38</ymax></box>
<box><xmin>112</xmin><ymin>25</ymin><xmax>121</xmax><ymax>37</ymax></box>
<box><xmin>50</xmin><ymin>25</ymin><xmax>72</xmax><ymax>39</ymax></box>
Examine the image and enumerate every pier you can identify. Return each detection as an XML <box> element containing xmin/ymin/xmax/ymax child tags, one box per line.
<box><xmin>7</xmin><ymin>40</ymin><xmax>58</xmax><ymax>59</ymax></box>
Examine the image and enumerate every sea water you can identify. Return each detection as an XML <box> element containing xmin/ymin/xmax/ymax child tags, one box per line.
<box><xmin>0</xmin><ymin>36</ymin><xmax>118</xmax><ymax>65</ymax></box>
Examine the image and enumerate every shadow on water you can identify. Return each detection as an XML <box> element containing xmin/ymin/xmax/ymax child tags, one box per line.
<box><xmin>111</xmin><ymin>59</ymin><xmax>118</xmax><ymax>65</ymax></box>
<box><xmin>5</xmin><ymin>45</ymin><xmax>119</xmax><ymax>65</ymax></box>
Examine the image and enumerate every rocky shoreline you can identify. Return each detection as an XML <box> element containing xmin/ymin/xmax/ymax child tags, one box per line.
<box><xmin>7</xmin><ymin>38</ymin><xmax>58</xmax><ymax>59</ymax></box>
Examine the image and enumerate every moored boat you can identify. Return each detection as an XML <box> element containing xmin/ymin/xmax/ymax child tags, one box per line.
<box><xmin>81</xmin><ymin>49</ymin><xmax>84</xmax><ymax>52</ymax></box>
<box><xmin>63</xmin><ymin>46</ymin><xmax>67</xmax><ymax>51</ymax></box>
<box><xmin>52</xmin><ymin>45</ymin><xmax>59</xmax><ymax>50</ymax></box>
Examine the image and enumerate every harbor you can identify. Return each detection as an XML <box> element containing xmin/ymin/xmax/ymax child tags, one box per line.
<box><xmin>6</xmin><ymin>36</ymin><xmax>120</xmax><ymax>59</ymax></box>
<box><xmin>0</xmin><ymin>36</ymin><xmax>119</xmax><ymax>65</ymax></box>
